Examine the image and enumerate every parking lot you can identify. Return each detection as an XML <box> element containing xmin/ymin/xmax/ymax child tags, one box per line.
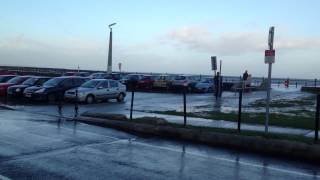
<box><xmin>0</xmin><ymin>84</ymin><xmax>317</xmax><ymax>136</ymax></box>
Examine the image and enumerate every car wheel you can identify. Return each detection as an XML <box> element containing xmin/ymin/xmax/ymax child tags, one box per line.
<box><xmin>117</xmin><ymin>93</ymin><xmax>124</xmax><ymax>102</ymax></box>
<box><xmin>207</xmin><ymin>87</ymin><xmax>213</xmax><ymax>93</ymax></box>
<box><xmin>85</xmin><ymin>95</ymin><xmax>95</xmax><ymax>104</ymax></box>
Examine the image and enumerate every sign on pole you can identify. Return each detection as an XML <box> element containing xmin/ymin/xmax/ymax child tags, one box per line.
<box><xmin>265</xmin><ymin>26</ymin><xmax>275</xmax><ymax>134</ymax></box>
<box><xmin>211</xmin><ymin>56</ymin><xmax>217</xmax><ymax>71</ymax></box>
<box><xmin>264</xmin><ymin>50</ymin><xmax>275</xmax><ymax>64</ymax></box>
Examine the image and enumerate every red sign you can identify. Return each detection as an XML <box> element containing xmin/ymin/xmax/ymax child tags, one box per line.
<box><xmin>265</xmin><ymin>50</ymin><xmax>275</xmax><ymax>57</ymax></box>
<box><xmin>265</xmin><ymin>50</ymin><xmax>275</xmax><ymax>64</ymax></box>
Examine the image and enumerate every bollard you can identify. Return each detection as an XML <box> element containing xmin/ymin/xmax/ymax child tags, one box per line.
<box><xmin>315</xmin><ymin>94</ymin><xmax>320</xmax><ymax>142</ymax></box>
<box><xmin>74</xmin><ymin>89</ymin><xmax>79</xmax><ymax>117</ymax></box>
<box><xmin>238</xmin><ymin>88</ymin><xmax>243</xmax><ymax>132</ymax></box>
<box><xmin>183</xmin><ymin>88</ymin><xmax>187</xmax><ymax>126</ymax></box>
<box><xmin>278</xmin><ymin>81</ymin><xmax>280</xmax><ymax>87</ymax></box>
<box><xmin>296</xmin><ymin>82</ymin><xmax>298</xmax><ymax>88</ymax></box>
<box><xmin>130</xmin><ymin>88</ymin><xmax>135</xmax><ymax>120</ymax></box>
<box><xmin>315</xmin><ymin>79</ymin><xmax>317</xmax><ymax>87</ymax></box>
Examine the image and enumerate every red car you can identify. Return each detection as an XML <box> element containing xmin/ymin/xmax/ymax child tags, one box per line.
<box><xmin>137</xmin><ymin>75</ymin><xmax>158</xmax><ymax>89</ymax></box>
<box><xmin>0</xmin><ymin>76</ymin><xmax>32</xmax><ymax>96</ymax></box>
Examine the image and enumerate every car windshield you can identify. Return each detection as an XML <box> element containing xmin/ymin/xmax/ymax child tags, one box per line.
<box><xmin>43</xmin><ymin>78</ymin><xmax>65</xmax><ymax>87</ymax></box>
<box><xmin>141</xmin><ymin>76</ymin><xmax>151</xmax><ymax>80</ymax></box>
<box><xmin>0</xmin><ymin>76</ymin><xmax>12</xmax><ymax>83</ymax></box>
<box><xmin>200</xmin><ymin>78</ymin><xmax>212</xmax><ymax>83</ymax></box>
<box><xmin>92</xmin><ymin>73</ymin><xmax>105</xmax><ymax>78</ymax></box>
<box><xmin>22</xmin><ymin>78</ymin><xmax>37</xmax><ymax>85</ymax></box>
<box><xmin>7</xmin><ymin>77</ymin><xmax>26</xmax><ymax>84</ymax></box>
<box><xmin>81</xmin><ymin>80</ymin><xmax>100</xmax><ymax>88</ymax></box>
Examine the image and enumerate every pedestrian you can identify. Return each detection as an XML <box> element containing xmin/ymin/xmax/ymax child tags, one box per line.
<box><xmin>284</xmin><ymin>78</ymin><xmax>290</xmax><ymax>88</ymax></box>
<box><xmin>243</xmin><ymin>70</ymin><xmax>249</xmax><ymax>81</ymax></box>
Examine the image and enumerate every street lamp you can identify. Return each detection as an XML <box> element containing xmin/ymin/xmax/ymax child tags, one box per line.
<box><xmin>107</xmin><ymin>23</ymin><xmax>117</xmax><ymax>74</ymax></box>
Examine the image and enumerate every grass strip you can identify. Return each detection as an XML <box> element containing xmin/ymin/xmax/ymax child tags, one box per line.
<box><xmin>81</xmin><ymin>112</ymin><xmax>315</xmax><ymax>144</ymax></box>
<box><xmin>142</xmin><ymin>110</ymin><xmax>316</xmax><ymax>130</ymax></box>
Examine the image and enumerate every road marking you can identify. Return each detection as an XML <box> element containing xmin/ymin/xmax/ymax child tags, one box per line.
<box><xmin>0</xmin><ymin>174</ymin><xmax>11</xmax><ymax>180</ymax></box>
<box><xmin>131</xmin><ymin>141</ymin><xmax>320</xmax><ymax>179</ymax></box>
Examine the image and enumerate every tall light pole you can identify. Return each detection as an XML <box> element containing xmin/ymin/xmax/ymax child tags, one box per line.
<box><xmin>107</xmin><ymin>23</ymin><xmax>116</xmax><ymax>74</ymax></box>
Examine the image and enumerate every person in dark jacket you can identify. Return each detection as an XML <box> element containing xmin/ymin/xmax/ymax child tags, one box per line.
<box><xmin>243</xmin><ymin>70</ymin><xmax>249</xmax><ymax>81</ymax></box>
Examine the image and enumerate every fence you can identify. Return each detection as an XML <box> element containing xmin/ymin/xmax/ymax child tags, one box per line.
<box><xmin>126</xmin><ymin>84</ymin><xmax>320</xmax><ymax>142</ymax></box>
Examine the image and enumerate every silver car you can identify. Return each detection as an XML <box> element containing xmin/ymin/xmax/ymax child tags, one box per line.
<box><xmin>64</xmin><ymin>79</ymin><xmax>126</xmax><ymax>104</ymax></box>
<box><xmin>194</xmin><ymin>78</ymin><xmax>214</xmax><ymax>93</ymax></box>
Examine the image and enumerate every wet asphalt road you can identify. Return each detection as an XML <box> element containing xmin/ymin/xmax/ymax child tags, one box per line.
<box><xmin>0</xmin><ymin>109</ymin><xmax>320</xmax><ymax>179</ymax></box>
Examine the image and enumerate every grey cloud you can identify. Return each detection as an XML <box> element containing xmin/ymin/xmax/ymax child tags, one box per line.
<box><xmin>0</xmin><ymin>35</ymin><xmax>106</xmax><ymax>70</ymax></box>
<box><xmin>164</xmin><ymin>26</ymin><xmax>320</xmax><ymax>56</ymax></box>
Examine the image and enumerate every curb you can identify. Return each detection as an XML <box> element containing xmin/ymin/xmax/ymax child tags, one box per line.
<box><xmin>74</xmin><ymin>116</ymin><xmax>320</xmax><ymax>164</ymax></box>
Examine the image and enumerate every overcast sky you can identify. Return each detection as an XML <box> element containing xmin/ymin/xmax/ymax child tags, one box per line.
<box><xmin>1</xmin><ymin>0</ymin><xmax>320</xmax><ymax>78</ymax></box>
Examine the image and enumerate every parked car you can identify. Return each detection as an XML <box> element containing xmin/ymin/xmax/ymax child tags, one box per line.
<box><xmin>194</xmin><ymin>77</ymin><xmax>214</xmax><ymax>93</ymax></box>
<box><xmin>171</xmin><ymin>75</ymin><xmax>201</xmax><ymax>91</ymax></box>
<box><xmin>136</xmin><ymin>75</ymin><xmax>158</xmax><ymax>89</ymax></box>
<box><xmin>153</xmin><ymin>75</ymin><xmax>176</xmax><ymax>89</ymax></box>
<box><xmin>0</xmin><ymin>76</ymin><xmax>32</xmax><ymax>96</ymax></box>
<box><xmin>0</xmin><ymin>75</ymin><xmax>16</xmax><ymax>83</ymax></box>
<box><xmin>123</xmin><ymin>74</ymin><xmax>144</xmax><ymax>89</ymax></box>
<box><xmin>7</xmin><ymin>77</ymin><xmax>50</xmax><ymax>97</ymax></box>
<box><xmin>30</xmin><ymin>76</ymin><xmax>87</xmax><ymax>101</ymax></box>
<box><xmin>65</xmin><ymin>79</ymin><xmax>126</xmax><ymax>103</ymax></box>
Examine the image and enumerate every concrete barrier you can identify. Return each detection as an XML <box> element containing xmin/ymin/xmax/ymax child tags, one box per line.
<box><xmin>75</xmin><ymin>115</ymin><xmax>320</xmax><ymax>164</ymax></box>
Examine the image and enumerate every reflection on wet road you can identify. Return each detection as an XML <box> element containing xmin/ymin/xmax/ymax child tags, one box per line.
<box><xmin>0</xmin><ymin>109</ymin><xmax>320</xmax><ymax>179</ymax></box>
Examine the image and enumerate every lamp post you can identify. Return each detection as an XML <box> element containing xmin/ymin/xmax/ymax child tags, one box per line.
<box><xmin>107</xmin><ymin>23</ymin><xmax>116</xmax><ymax>74</ymax></box>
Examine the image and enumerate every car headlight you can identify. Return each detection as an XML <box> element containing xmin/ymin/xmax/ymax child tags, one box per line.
<box><xmin>16</xmin><ymin>88</ymin><xmax>21</xmax><ymax>92</ymax></box>
<box><xmin>36</xmin><ymin>88</ymin><xmax>45</xmax><ymax>93</ymax></box>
